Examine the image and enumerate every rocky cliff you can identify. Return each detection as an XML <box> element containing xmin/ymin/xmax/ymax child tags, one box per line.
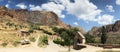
<box><xmin>0</xmin><ymin>6</ymin><xmax>67</xmax><ymax>27</ymax></box>
<box><xmin>88</xmin><ymin>20</ymin><xmax>120</xmax><ymax>36</ymax></box>
<box><xmin>88</xmin><ymin>20</ymin><xmax>120</xmax><ymax>44</ymax></box>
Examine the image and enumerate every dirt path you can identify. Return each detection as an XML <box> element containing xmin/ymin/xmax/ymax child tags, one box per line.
<box><xmin>44</xmin><ymin>40</ymin><xmax>60</xmax><ymax>52</ymax></box>
<box><xmin>1</xmin><ymin>43</ymin><xmax>120</xmax><ymax>52</ymax></box>
<box><xmin>34</xmin><ymin>35</ymin><xmax>40</xmax><ymax>47</ymax></box>
<box><xmin>0</xmin><ymin>34</ymin><xmax>109</xmax><ymax>52</ymax></box>
<box><xmin>0</xmin><ymin>40</ymin><xmax>68</xmax><ymax>52</ymax></box>
<box><xmin>76</xmin><ymin>45</ymin><xmax>103</xmax><ymax>52</ymax></box>
<box><xmin>0</xmin><ymin>47</ymin><xmax>44</xmax><ymax>52</ymax></box>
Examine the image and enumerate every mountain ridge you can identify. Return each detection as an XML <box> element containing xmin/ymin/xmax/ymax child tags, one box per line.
<box><xmin>88</xmin><ymin>20</ymin><xmax>120</xmax><ymax>36</ymax></box>
<box><xmin>0</xmin><ymin>6</ymin><xmax>68</xmax><ymax>27</ymax></box>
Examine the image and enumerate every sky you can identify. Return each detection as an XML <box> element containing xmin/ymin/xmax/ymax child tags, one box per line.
<box><xmin>0</xmin><ymin>0</ymin><xmax>120</xmax><ymax>31</ymax></box>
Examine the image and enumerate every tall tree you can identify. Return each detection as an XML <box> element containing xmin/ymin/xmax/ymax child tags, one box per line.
<box><xmin>101</xmin><ymin>26</ymin><xmax>107</xmax><ymax>44</ymax></box>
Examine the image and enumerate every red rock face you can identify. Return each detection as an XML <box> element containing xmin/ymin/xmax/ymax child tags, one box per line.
<box><xmin>0</xmin><ymin>6</ymin><xmax>67</xmax><ymax>27</ymax></box>
<box><xmin>112</xmin><ymin>20</ymin><xmax>120</xmax><ymax>32</ymax></box>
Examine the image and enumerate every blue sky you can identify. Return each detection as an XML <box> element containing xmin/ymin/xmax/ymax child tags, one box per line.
<box><xmin>0</xmin><ymin>0</ymin><xmax>120</xmax><ymax>31</ymax></box>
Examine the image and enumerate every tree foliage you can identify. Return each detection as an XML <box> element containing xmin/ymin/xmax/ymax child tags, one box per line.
<box><xmin>52</xmin><ymin>27</ymin><xmax>79</xmax><ymax>46</ymax></box>
<box><xmin>101</xmin><ymin>26</ymin><xmax>107</xmax><ymax>44</ymax></box>
<box><xmin>84</xmin><ymin>34</ymin><xmax>96</xmax><ymax>43</ymax></box>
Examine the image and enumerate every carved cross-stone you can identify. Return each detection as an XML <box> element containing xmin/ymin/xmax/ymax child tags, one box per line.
<box><xmin>73</xmin><ymin>32</ymin><xmax>86</xmax><ymax>50</ymax></box>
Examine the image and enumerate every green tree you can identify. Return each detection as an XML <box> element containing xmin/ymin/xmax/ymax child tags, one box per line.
<box><xmin>51</xmin><ymin>27</ymin><xmax>59</xmax><ymax>32</ymax></box>
<box><xmin>84</xmin><ymin>34</ymin><xmax>95</xmax><ymax>43</ymax></box>
<box><xmin>52</xmin><ymin>27</ymin><xmax>79</xmax><ymax>47</ymax></box>
<box><xmin>101</xmin><ymin>26</ymin><xmax>107</xmax><ymax>44</ymax></box>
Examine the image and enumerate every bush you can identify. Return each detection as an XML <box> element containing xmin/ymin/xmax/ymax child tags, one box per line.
<box><xmin>43</xmin><ymin>30</ymin><xmax>52</xmax><ymax>35</ymax></box>
<box><xmin>51</xmin><ymin>27</ymin><xmax>59</xmax><ymax>32</ymax></box>
<box><xmin>38</xmin><ymin>35</ymin><xmax>48</xmax><ymax>47</ymax></box>
<box><xmin>12</xmin><ymin>41</ymin><xmax>20</xmax><ymax>47</ymax></box>
<box><xmin>53</xmin><ymin>37</ymin><xmax>73</xmax><ymax>46</ymax></box>
<box><xmin>29</xmin><ymin>37</ymin><xmax>36</xmax><ymax>42</ymax></box>
<box><xmin>42</xmin><ymin>35</ymin><xmax>48</xmax><ymax>44</ymax></box>
<box><xmin>29</xmin><ymin>23</ymin><xmax>41</xmax><ymax>30</ymax></box>
<box><xmin>29</xmin><ymin>29</ymin><xmax>34</xmax><ymax>33</ymax></box>
<box><xmin>1</xmin><ymin>42</ymin><xmax>8</xmax><ymax>47</ymax></box>
<box><xmin>84</xmin><ymin>34</ymin><xmax>96</xmax><ymax>43</ymax></box>
<box><xmin>53</xmin><ymin>38</ymin><xmax>62</xmax><ymax>44</ymax></box>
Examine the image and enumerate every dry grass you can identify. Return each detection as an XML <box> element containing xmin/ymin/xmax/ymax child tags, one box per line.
<box><xmin>0</xmin><ymin>31</ymin><xmax>20</xmax><ymax>41</ymax></box>
<box><xmin>40</xmin><ymin>26</ymin><xmax>55</xmax><ymax>34</ymax></box>
<box><xmin>97</xmin><ymin>50</ymin><xmax>120</xmax><ymax>52</ymax></box>
<box><xmin>0</xmin><ymin>30</ymin><xmax>46</xmax><ymax>47</ymax></box>
<box><xmin>0</xmin><ymin>31</ymin><xmax>21</xmax><ymax>47</ymax></box>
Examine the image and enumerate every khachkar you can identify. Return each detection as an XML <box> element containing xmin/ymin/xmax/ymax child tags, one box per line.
<box><xmin>73</xmin><ymin>32</ymin><xmax>86</xmax><ymax>50</ymax></box>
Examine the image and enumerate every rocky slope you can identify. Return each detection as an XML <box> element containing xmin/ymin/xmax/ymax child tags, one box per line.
<box><xmin>88</xmin><ymin>20</ymin><xmax>120</xmax><ymax>36</ymax></box>
<box><xmin>87</xmin><ymin>20</ymin><xmax>120</xmax><ymax>44</ymax></box>
<box><xmin>0</xmin><ymin>6</ymin><xmax>67</xmax><ymax>27</ymax></box>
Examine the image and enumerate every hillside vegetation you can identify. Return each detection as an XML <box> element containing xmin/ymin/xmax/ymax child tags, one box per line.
<box><xmin>0</xmin><ymin>6</ymin><xmax>84</xmax><ymax>48</ymax></box>
<box><xmin>87</xmin><ymin>20</ymin><xmax>120</xmax><ymax>44</ymax></box>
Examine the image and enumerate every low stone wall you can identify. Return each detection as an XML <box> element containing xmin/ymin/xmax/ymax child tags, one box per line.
<box><xmin>73</xmin><ymin>44</ymin><xmax>86</xmax><ymax>50</ymax></box>
<box><xmin>87</xmin><ymin>43</ymin><xmax>120</xmax><ymax>48</ymax></box>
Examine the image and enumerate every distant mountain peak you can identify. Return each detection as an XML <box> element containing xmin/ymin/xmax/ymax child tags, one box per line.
<box><xmin>88</xmin><ymin>20</ymin><xmax>120</xmax><ymax>36</ymax></box>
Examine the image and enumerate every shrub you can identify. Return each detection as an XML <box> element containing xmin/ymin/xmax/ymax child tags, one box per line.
<box><xmin>33</xmin><ymin>26</ymin><xmax>40</xmax><ymax>30</ymax></box>
<box><xmin>38</xmin><ymin>35</ymin><xmax>48</xmax><ymax>47</ymax></box>
<box><xmin>15</xmin><ymin>27</ymin><xmax>18</xmax><ymax>30</ymax></box>
<box><xmin>12</xmin><ymin>41</ymin><xmax>20</xmax><ymax>47</ymax></box>
<box><xmin>84</xmin><ymin>34</ymin><xmax>96</xmax><ymax>43</ymax></box>
<box><xmin>29</xmin><ymin>37</ymin><xmax>36</xmax><ymax>42</ymax></box>
<box><xmin>29</xmin><ymin>23</ymin><xmax>41</xmax><ymax>30</ymax></box>
<box><xmin>43</xmin><ymin>30</ymin><xmax>52</xmax><ymax>35</ymax></box>
<box><xmin>53</xmin><ymin>38</ymin><xmax>62</xmax><ymax>44</ymax></box>
<box><xmin>42</xmin><ymin>35</ymin><xmax>48</xmax><ymax>44</ymax></box>
<box><xmin>52</xmin><ymin>27</ymin><xmax>59</xmax><ymax>33</ymax></box>
<box><xmin>28</xmin><ymin>29</ymin><xmax>34</xmax><ymax>33</ymax></box>
<box><xmin>53</xmin><ymin>38</ymin><xmax>73</xmax><ymax>46</ymax></box>
<box><xmin>1</xmin><ymin>42</ymin><xmax>8</xmax><ymax>47</ymax></box>
<box><xmin>6</xmin><ymin>22</ymin><xmax>14</xmax><ymax>27</ymax></box>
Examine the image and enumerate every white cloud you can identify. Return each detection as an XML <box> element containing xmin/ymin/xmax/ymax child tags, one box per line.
<box><xmin>41</xmin><ymin>2</ymin><xmax>65</xmax><ymax>18</ymax></box>
<box><xmin>96</xmin><ymin>14</ymin><xmax>114</xmax><ymax>25</ymax></box>
<box><xmin>29</xmin><ymin>2</ymin><xmax>65</xmax><ymax>18</ymax></box>
<box><xmin>27</xmin><ymin>0</ymin><xmax>116</xmax><ymax>25</ymax></box>
<box><xmin>5</xmin><ymin>4</ymin><xmax>9</xmax><ymax>8</ymax></box>
<box><xmin>29</xmin><ymin>4</ymin><xmax>42</xmax><ymax>11</ymax></box>
<box><xmin>53</xmin><ymin>0</ymin><xmax>102</xmax><ymax>21</ymax></box>
<box><xmin>66</xmin><ymin>0</ymin><xmax>102</xmax><ymax>21</ymax></box>
<box><xmin>106</xmin><ymin>5</ymin><xmax>115</xmax><ymax>12</ymax></box>
<box><xmin>53</xmin><ymin>0</ymin><xmax>115</xmax><ymax>25</ymax></box>
<box><xmin>29</xmin><ymin>4</ymin><xmax>35</xmax><ymax>8</ymax></box>
<box><xmin>16</xmin><ymin>3</ymin><xmax>27</xmax><ymax>9</ymax></box>
<box><xmin>116</xmin><ymin>0</ymin><xmax>120</xmax><ymax>5</ymax></box>
<box><xmin>73</xmin><ymin>22</ymin><xmax>78</xmax><ymax>25</ymax></box>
